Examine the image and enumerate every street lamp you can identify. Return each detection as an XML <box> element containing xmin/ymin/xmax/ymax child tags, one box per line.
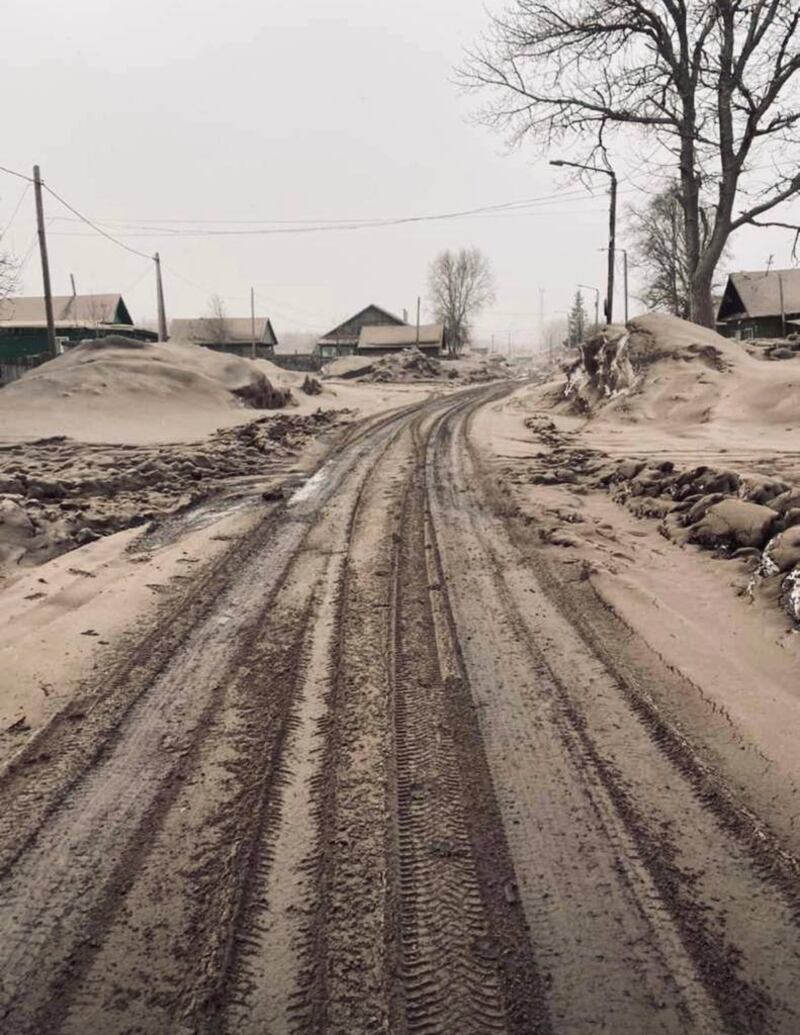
<box><xmin>578</xmin><ymin>284</ymin><xmax>600</xmax><ymax>335</ymax></box>
<box><xmin>550</xmin><ymin>158</ymin><xmax>618</xmax><ymax>325</ymax></box>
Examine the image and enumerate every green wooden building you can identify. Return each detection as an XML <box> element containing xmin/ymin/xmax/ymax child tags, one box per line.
<box><xmin>0</xmin><ymin>293</ymin><xmax>156</xmax><ymax>367</ymax></box>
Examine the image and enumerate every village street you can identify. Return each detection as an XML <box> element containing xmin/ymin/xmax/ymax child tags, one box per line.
<box><xmin>0</xmin><ymin>382</ymin><xmax>798</xmax><ymax>1034</ymax></box>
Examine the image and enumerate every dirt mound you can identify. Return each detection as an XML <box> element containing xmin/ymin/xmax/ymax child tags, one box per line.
<box><xmin>564</xmin><ymin>315</ymin><xmax>739</xmax><ymax>414</ymax></box>
<box><xmin>323</xmin><ymin>348</ymin><xmax>442</xmax><ymax>382</ymax></box>
<box><xmin>562</xmin><ymin>313</ymin><xmax>800</xmax><ymax>432</ymax></box>
<box><xmin>323</xmin><ymin>348</ymin><xmax>512</xmax><ymax>384</ymax></box>
<box><xmin>523</xmin><ymin>415</ymin><xmax>800</xmax><ymax>625</ymax></box>
<box><xmin>0</xmin><ymin>409</ymin><xmax>345</xmax><ymax>574</ymax></box>
<box><xmin>368</xmin><ymin>348</ymin><xmax>442</xmax><ymax>381</ymax></box>
<box><xmin>0</xmin><ymin>337</ymin><xmax>293</xmax><ymax>445</ymax></box>
<box><xmin>322</xmin><ymin>355</ymin><xmax>377</xmax><ymax>380</ymax></box>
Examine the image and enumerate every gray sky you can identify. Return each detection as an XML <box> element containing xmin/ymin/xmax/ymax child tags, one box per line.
<box><xmin>3</xmin><ymin>0</ymin><xmax>799</xmax><ymax>347</ymax></box>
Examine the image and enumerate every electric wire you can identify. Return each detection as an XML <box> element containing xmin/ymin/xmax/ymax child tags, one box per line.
<box><xmin>0</xmin><ymin>165</ymin><xmax>33</xmax><ymax>184</ymax></box>
<box><xmin>41</xmin><ymin>183</ymin><xmax>153</xmax><ymax>261</ymax></box>
<box><xmin>0</xmin><ymin>182</ymin><xmax>31</xmax><ymax>241</ymax></box>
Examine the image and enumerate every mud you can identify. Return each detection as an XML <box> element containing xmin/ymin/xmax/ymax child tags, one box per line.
<box><xmin>0</xmin><ymin>409</ymin><xmax>346</xmax><ymax>575</ymax></box>
<box><xmin>1</xmin><ymin>385</ymin><xmax>800</xmax><ymax>1033</ymax></box>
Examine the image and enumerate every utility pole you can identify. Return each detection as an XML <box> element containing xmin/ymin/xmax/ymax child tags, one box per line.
<box><xmin>779</xmin><ymin>273</ymin><xmax>787</xmax><ymax>338</ymax></box>
<box><xmin>416</xmin><ymin>296</ymin><xmax>420</xmax><ymax>346</ymax></box>
<box><xmin>154</xmin><ymin>252</ymin><xmax>167</xmax><ymax>342</ymax></box>
<box><xmin>33</xmin><ymin>165</ymin><xmax>57</xmax><ymax>358</ymax></box>
<box><xmin>606</xmin><ymin>170</ymin><xmax>617</xmax><ymax>324</ymax></box>
<box><xmin>623</xmin><ymin>248</ymin><xmax>629</xmax><ymax>324</ymax></box>
<box><xmin>550</xmin><ymin>157</ymin><xmax>617</xmax><ymax>324</ymax></box>
<box><xmin>70</xmin><ymin>273</ymin><xmax>77</xmax><ymax>297</ymax></box>
<box><xmin>251</xmin><ymin>287</ymin><xmax>257</xmax><ymax>359</ymax></box>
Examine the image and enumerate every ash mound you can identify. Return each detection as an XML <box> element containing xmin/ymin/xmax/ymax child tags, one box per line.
<box><xmin>323</xmin><ymin>347</ymin><xmax>511</xmax><ymax>384</ymax></box>
<box><xmin>0</xmin><ymin>336</ymin><xmax>295</xmax><ymax>444</ymax></box>
<box><xmin>564</xmin><ymin>314</ymin><xmax>742</xmax><ymax>416</ymax></box>
<box><xmin>562</xmin><ymin>312</ymin><xmax>800</xmax><ymax>432</ymax></box>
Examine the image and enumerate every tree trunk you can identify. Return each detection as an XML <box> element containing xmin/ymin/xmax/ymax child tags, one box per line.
<box><xmin>690</xmin><ymin>267</ymin><xmax>716</xmax><ymax>328</ymax></box>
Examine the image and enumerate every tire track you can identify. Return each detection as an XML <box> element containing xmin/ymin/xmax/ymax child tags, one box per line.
<box><xmin>0</xmin><ymin>402</ymin><xmax>433</xmax><ymax>1034</ymax></box>
<box><xmin>389</xmin><ymin>439</ymin><xmax>507</xmax><ymax>1034</ymax></box>
<box><xmin>428</xmin><ymin>389</ymin><xmax>800</xmax><ymax>1034</ymax></box>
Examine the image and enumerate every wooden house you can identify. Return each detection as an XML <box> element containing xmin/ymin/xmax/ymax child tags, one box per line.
<box><xmin>0</xmin><ymin>293</ymin><xmax>156</xmax><ymax>365</ymax></box>
<box><xmin>717</xmin><ymin>270</ymin><xmax>800</xmax><ymax>339</ymax></box>
<box><xmin>358</xmin><ymin>323</ymin><xmax>445</xmax><ymax>357</ymax></box>
<box><xmin>170</xmin><ymin>317</ymin><xmax>278</xmax><ymax>358</ymax></box>
<box><xmin>317</xmin><ymin>304</ymin><xmax>405</xmax><ymax>359</ymax></box>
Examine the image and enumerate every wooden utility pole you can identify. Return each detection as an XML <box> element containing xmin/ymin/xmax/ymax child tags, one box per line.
<box><xmin>70</xmin><ymin>273</ymin><xmax>77</xmax><ymax>297</ymax></box>
<box><xmin>250</xmin><ymin>287</ymin><xmax>257</xmax><ymax>359</ymax></box>
<box><xmin>33</xmin><ymin>165</ymin><xmax>57</xmax><ymax>358</ymax></box>
<box><xmin>622</xmin><ymin>249</ymin><xmax>629</xmax><ymax>324</ymax></box>
<box><xmin>605</xmin><ymin>171</ymin><xmax>617</xmax><ymax>325</ymax></box>
<box><xmin>416</xmin><ymin>296</ymin><xmax>421</xmax><ymax>346</ymax></box>
<box><xmin>154</xmin><ymin>252</ymin><xmax>167</xmax><ymax>341</ymax></box>
<box><xmin>779</xmin><ymin>273</ymin><xmax>787</xmax><ymax>338</ymax></box>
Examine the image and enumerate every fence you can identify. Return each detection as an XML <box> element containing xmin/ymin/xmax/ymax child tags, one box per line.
<box><xmin>270</xmin><ymin>353</ymin><xmax>323</xmax><ymax>373</ymax></box>
<box><xmin>0</xmin><ymin>354</ymin><xmax>47</xmax><ymax>385</ymax></box>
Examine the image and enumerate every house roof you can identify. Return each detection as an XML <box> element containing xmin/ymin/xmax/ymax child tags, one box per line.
<box><xmin>170</xmin><ymin>317</ymin><xmax>278</xmax><ymax>346</ymax></box>
<box><xmin>719</xmin><ymin>270</ymin><xmax>800</xmax><ymax>320</ymax></box>
<box><xmin>0</xmin><ymin>293</ymin><xmax>132</xmax><ymax>325</ymax></box>
<box><xmin>358</xmin><ymin>323</ymin><xmax>444</xmax><ymax>349</ymax></box>
<box><xmin>319</xmin><ymin>304</ymin><xmax>405</xmax><ymax>343</ymax></box>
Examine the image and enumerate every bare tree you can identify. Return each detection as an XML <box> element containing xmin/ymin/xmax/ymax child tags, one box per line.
<box><xmin>0</xmin><ymin>255</ymin><xmax>16</xmax><ymax>304</ymax></box>
<box><xmin>428</xmin><ymin>248</ymin><xmax>496</xmax><ymax>356</ymax></box>
<box><xmin>462</xmin><ymin>2</ymin><xmax>800</xmax><ymax>328</ymax></box>
<box><xmin>205</xmin><ymin>294</ymin><xmax>231</xmax><ymax>345</ymax></box>
<box><xmin>629</xmin><ymin>182</ymin><xmax>729</xmax><ymax>318</ymax></box>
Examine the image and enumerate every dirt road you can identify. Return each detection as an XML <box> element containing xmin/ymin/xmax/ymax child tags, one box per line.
<box><xmin>1</xmin><ymin>385</ymin><xmax>800</xmax><ymax>1034</ymax></box>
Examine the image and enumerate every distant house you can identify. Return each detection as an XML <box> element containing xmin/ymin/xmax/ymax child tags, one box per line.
<box><xmin>270</xmin><ymin>332</ymin><xmax>322</xmax><ymax>372</ymax></box>
<box><xmin>717</xmin><ymin>270</ymin><xmax>800</xmax><ymax>339</ymax></box>
<box><xmin>170</xmin><ymin>317</ymin><xmax>278</xmax><ymax>359</ymax></box>
<box><xmin>358</xmin><ymin>323</ymin><xmax>445</xmax><ymax>357</ymax></box>
<box><xmin>0</xmin><ymin>293</ymin><xmax>156</xmax><ymax>365</ymax></box>
<box><xmin>317</xmin><ymin>304</ymin><xmax>405</xmax><ymax>359</ymax></box>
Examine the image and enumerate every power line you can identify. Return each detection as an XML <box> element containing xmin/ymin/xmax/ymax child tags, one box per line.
<box><xmin>0</xmin><ymin>182</ymin><xmax>30</xmax><ymax>240</ymax></box>
<box><xmin>45</xmin><ymin>188</ymin><xmax>623</xmax><ymax>239</ymax></box>
<box><xmin>49</xmin><ymin>187</ymin><xmax>594</xmax><ymax>228</ymax></box>
<box><xmin>42</xmin><ymin>183</ymin><xmax>153</xmax><ymax>260</ymax></box>
<box><xmin>0</xmin><ymin>164</ymin><xmax>33</xmax><ymax>184</ymax></box>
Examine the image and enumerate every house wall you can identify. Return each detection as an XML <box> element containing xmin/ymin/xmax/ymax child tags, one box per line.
<box><xmin>0</xmin><ymin>355</ymin><xmax>42</xmax><ymax>386</ymax></box>
<box><xmin>0</xmin><ymin>325</ymin><xmax>156</xmax><ymax>362</ymax></box>
<box><xmin>195</xmin><ymin>341</ymin><xmax>275</xmax><ymax>360</ymax></box>
<box><xmin>718</xmin><ymin>316</ymin><xmax>795</xmax><ymax>339</ymax></box>
<box><xmin>318</xmin><ymin>342</ymin><xmax>356</xmax><ymax>359</ymax></box>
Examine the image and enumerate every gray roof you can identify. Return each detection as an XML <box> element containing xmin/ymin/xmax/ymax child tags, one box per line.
<box><xmin>0</xmin><ymin>293</ymin><xmax>131</xmax><ymax>325</ymax></box>
<box><xmin>358</xmin><ymin>323</ymin><xmax>444</xmax><ymax>349</ymax></box>
<box><xmin>170</xmin><ymin>317</ymin><xmax>277</xmax><ymax>346</ymax></box>
<box><xmin>319</xmin><ymin>303</ymin><xmax>406</xmax><ymax>344</ymax></box>
<box><xmin>723</xmin><ymin>270</ymin><xmax>800</xmax><ymax>319</ymax></box>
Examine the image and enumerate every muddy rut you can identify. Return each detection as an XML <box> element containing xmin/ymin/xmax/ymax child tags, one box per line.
<box><xmin>0</xmin><ymin>386</ymin><xmax>799</xmax><ymax>1033</ymax></box>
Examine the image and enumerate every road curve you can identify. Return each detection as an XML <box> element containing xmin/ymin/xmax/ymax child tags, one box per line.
<box><xmin>0</xmin><ymin>384</ymin><xmax>799</xmax><ymax>1034</ymax></box>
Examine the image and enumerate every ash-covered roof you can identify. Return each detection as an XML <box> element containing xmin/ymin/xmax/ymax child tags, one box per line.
<box><xmin>358</xmin><ymin>323</ymin><xmax>444</xmax><ymax>349</ymax></box>
<box><xmin>319</xmin><ymin>304</ymin><xmax>405</xmax><ymax>344</ymax></box>
<box><xmin>718</xmin><ymin>269</ymin><xmax>800</xmax><ymax>321</ymax></box>
<box><xmin>0</xmin><ymin>294</ymin><xmax>132</xmax><ymax>325</ymax></box>
<box><xmin>170</xmin><ymin>317</ymin><xmax>278</xmax><ymax>346</ymax></box>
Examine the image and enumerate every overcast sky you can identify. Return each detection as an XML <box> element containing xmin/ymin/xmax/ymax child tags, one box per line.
<box><xmin>3</xmin><ymin>0</ymin><xmax>799</xmax><ymax>348</ymax></box>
